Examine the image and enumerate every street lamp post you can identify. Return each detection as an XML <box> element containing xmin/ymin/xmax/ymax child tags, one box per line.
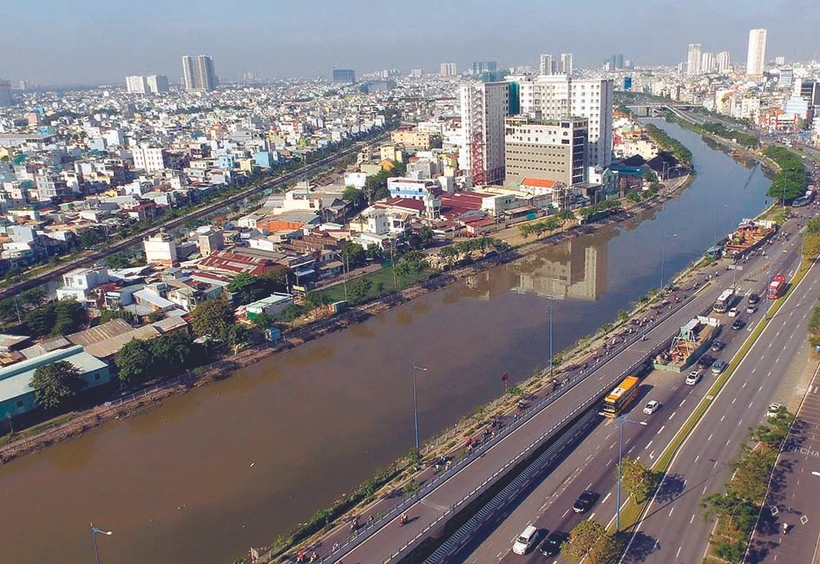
<box><xmin>765</xmin><ymin>270</ymin><xmax>772</xmax><ymax>321</ymax></box>
<box><xmin>659</xmin><ymin>232</ymin><xmax>677</xmax><ymax>292</ymax></box>
<box><xmin>616</xmin><ymin>416</ymin><xmax>648</xmax><ymax>532</ymax></box>
<box><xmin>411</xmin><ymin>364</ymin><xmax>428</xmax><ymax>454</ymax></box>
<box><xmin>90</xmin><ymin>523</ymin><xmax>113</xmax><ymax>564</ymax></box>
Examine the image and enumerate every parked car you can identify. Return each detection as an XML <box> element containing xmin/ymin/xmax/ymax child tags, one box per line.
<box><xmin>686</xmin><ymin>371</ymin><xmax>702</xmax><ymax>385</ymax></box>
<box><xmin>643</xmin><ymin>400</ymin><xmax>661</xmax><ymax>415</ymax></box>
<box><xmin>746</xmin><ymin>304</ymin><xmax>758</xmax><ymax>314</ymax></box>
<box><xmin>711</xmin><ymin>359</ymin><xmax>729</xmax><ymax>374</ymax></box>
<box><xmin>710</xmin><ymin>340</ymin><xmax>725</xmax><ymax>352</ymax></box>
<box><xmin>748</xmin><ymin>293</ymin><xmax>761</xmax><ymax>304</ymax></box>
<box><xmin>767</xmin><ymin>403</ymin><xmax>784</xmax><ymax>418</ymax></box>
<box><xmin>572</xmin><ymin>491</ymin><xmax>596</xmax><ymax>513</ymax></box>
<box><xmin>728</xmin><ymin>307</ymin><xmax>739</xmax><ymax>317</ymax></box>
<box><xmin>732</xmin><ymin>318</ymin><xmax>745</xmax><ymax>330</ymax></box>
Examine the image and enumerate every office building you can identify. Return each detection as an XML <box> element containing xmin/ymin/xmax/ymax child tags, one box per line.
<box><xmin>146</xmin><ymin>74</ymin><xmax>169</xmax><ymax>93</ymax></box>
<box><xmin>125</xmin><ymin>75</ymin><xmax>147</xmax><ymax>94</ymax></box>
<box><xmin>331</xmin><ymin>69</ymin><xmax>356</xmax><ymax>83</ymax></box>
<box><xmin>514</xmin><ymin>75</ymin><xmax>613</xmax><ymax>167</ymax></box>
<box><xmin>472</xmin><ymin>61</ymin><xmax>498</xmax><ymax>75</ymax></box>
<box><xmin>182</xmin><ymin>55</ymin><xmax>217</xmax><ymax>92</ymax></box>
<box><xmin>440</xmin><ymin>62</ymin><xmax>457</xmax><ymax>77</ymax></box>
<box><xmin>0</xmin><ymin>80</ymin><xmax>13</xmax><ymax>106</ymax></box>
<box><xmin>775</xmin><ymin>56</ymin><xmax>786</xmax><ymax>66</ymax></box>
<box><xmin>746</xmin><ymin>29</ymin><xmax>767</xmax><ymax>77</ymax></box>
<box><xmin>780</xmin><ymin>68</ymin><xmax>794</xmax><ymax>89</ymax></box>
<box><xmin>687</xmin><ymin>44</ymin><xmax>702</xmax><ymax>75</ymax></box>
<box><xmin>560</xmin><ymin>53</ymin><xmax>574</xmax><ymax>75</ymax></box>
<box><xmin>460</xmin><ymin>81</ymin><xmax>510</xmax><ymax>185</ymax></box>
<box><xmin>701</xmin><ymin>52</ymin><xmax>716</xmax><ymax>74</ymax></box>
<box><xmin>132</xmin><ymin>145</ymin><xmax>167</xmax><ymax>172</ymax></box>
<box><xmin>505</xmin><ymin>116</ymin><xmax>588</xmax><ymax>185</ymax></box>
<box><xmin>539</xmin><ymin>54</ymin><xmax>554</xmax><ymax>76</ymax></box>
<box><xmin>609</xmin><ymin>54</ymin><xmax>624</xmax><ymax>70</ymax></box>
<box><xmin>717</xmin><ymin>51</ymin><xmax>732</xmax><ymax>74</ymax></box>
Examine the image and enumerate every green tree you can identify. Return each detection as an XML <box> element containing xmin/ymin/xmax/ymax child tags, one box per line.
<box><xmin>222</xmin><ymin>323</ymin><xmax>250</xmax><ymax>354</ymax></box>
<box><xmin>20</xmin><ymin>287</ymin><xmax>46</xmax><ymax>307</ymax></box>
<box><xmin>99</xmin><ymin>308</ymin><xmax>135</xmax><ymax>324</ymax></box>
<box><xmin>561</xmin><ymin>519</ymin><xmax>618</xmax><ymax>564</ymax></box>
<box><xmin>303</xmin><ymin>291</ymin><xmax>332</xmax><ymax>310</ymax></box>
<box><xmin>25</xmin><ymin>299</ymin><xmax>86</xmax><ymax>337</ymax></box>
<box><xmin>341</xmin><ymin>185</ymin><xmax>366</xmax><ymax>206</ymax></box>
<box><xmin>251</xmin><ymin>312</ymin><xmax>276</xmax><ymax>328</ymax></box>
<box><xmin>151</xmin><ymin>332</ymin><xmax>194</xmax><ymax>376</ymax></box>
<box><xmin>418</xmin><ymin>225</ymin><xmax>434</xmax><ymax>246</ymax></box>
<box><xmin>617</xmin><ymin>457</ymin><xmax>655</xmax><ymax>503</ymax></box>
<box><xmin>191</xmin><ymin>299</ymin><xmax>236</xmax><ymax>337</ymax></box>
<box><xmin>278</xmin><ymin>303</ymin><xmax>305</xmax><ymax>328</ymax></box>
<box><xmin>29</xmin><ymin>360</ymin><xmax>87</xmax><ymax>409</ymax></box>
<box><xmin>340</xmin><ymin>241</ymin><xmax>367</xmax><ymax>269</ymax></box>
<box><xmin>226</xmin><ymin>273</ymin><xmax>269</xmax><ymax>305</ymax></box>
<box><xmin>116</xmin><ymin>338</ymin><xmax>155</xmax><ymax>384</ymax></box>
<box><xmin>347</xmin><ymin>278</ymin><xmax>373</xmax><ymax>303</ymax></box>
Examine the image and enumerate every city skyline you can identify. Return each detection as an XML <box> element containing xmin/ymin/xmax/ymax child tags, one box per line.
<box><xmin>2</xmin><ymin>0</ymin><xmax>817</xmax><ymax>85</ymax></box>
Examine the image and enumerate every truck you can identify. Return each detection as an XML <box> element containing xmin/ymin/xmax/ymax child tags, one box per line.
<box><xmin>768</xmin><ymin>274</ymin><xmax>786</xmax><ymax>300</ymax></box>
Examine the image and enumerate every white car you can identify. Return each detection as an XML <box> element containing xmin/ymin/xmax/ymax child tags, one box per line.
<box><xmin>766</xmin><ymin>403</ymin><xmax>783</xmax><ymax>418</ymax></box>
<box><xmin>727</xmin><ymin>307</ymin><xmax>739</xmax><ymax>317</ymax></box>
<box><xmin>685</xmin><ymin>371</ymin><xmax>702</xmax><ymax>385</ymax></box>
<box><xmin>643</xmin><ymin>400</ymin><xmax>661</xmax><ymax>415</ymax></box>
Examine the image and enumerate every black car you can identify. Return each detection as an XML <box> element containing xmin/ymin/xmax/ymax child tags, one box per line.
<box><xmin>697</xmin><ymin>355</ymin><xmax>715</xmax><ymax>369</ymax></box>
<box><xmin>539</xmin><ymin>532</ymin><xmax>567</xmax><ymax>556</ymax></box>
<box><xmin>732</xmin><ymin>318</ymin><xmax>745</xmax><ymax>330</ymax></box>
<box><xmin>710</xmin><ymin>340</ymin><xmax>724</xmax><ymax>352</ymax></box>
<box><xmin>572</xmin><ymin>491</ymin><xmax>596</xmax><ymax>513</ymax></box>
<box><xmin>748</xmin><ymin>293</ymin><xmax>760</xmax><ymax>305</ymax></box>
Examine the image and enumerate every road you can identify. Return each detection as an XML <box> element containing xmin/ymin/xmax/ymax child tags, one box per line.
<box><xmin>314</xmin><ymin>217</ymin><xmax>803</xmax><ymax>563</ymax></box>
<box><xmin>449</xmin><ymin>216</ymin><xmax>808</xmax><ymax>564</ymax></box>
<box><xmin>621</xmin><ymin>220</ymin><xmax>816</xmax><ymax>563</ymax></box>
<box><xmin>0</xmin><ymin>133</ymin><xmax>388</xmax><ymax>301</ymax></box>
<box><xmin>746</xmin><ymin>364</ymin><xmax>820</xmax><ymax>563</ymax></box>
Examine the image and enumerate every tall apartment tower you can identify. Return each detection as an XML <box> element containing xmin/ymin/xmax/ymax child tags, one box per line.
<box><xmin>539</xmin><ymin>54</ymin><xmax>554</xmax><ymax>76</ymax></box>
<box><xmin>701</xmin><ymin>52</ymin><xmax>717</xmax><ymax>74</ymax></box>
<box><xmin>459</xmin><ymin>81</ymin><xmax>510</xmax><ymax>185</ymax></box>
<box><xmin>560</xmin><ymin>53</ymin><xmax>574</xmax><ymax>75</ymax></box>
<box><xmin>746</xmin><ymin>29</ymin><xmax>767</xmax><ymax>77</ymax></box>
<box><xmin>125</xmin><ymin>75</ymin><xmax>148</xmax><ymax>94</ymax></box>
<box><xmin>146</xmin><ymin>74</ymin><xmax>169</xmax><ymax>93</ymax></box>
<box><xmin>716</xmin><ymin>51</ymin><xmax>732</xmax><ymax>74</ymax></box>
<box><xmin>182</xmin><ymin>55</ymin><xmax>217</xmax><ymax>92</ymax></box>
<box><xmin>440</xmin><ymin>62</ymin><xmax>457</xmax><ymax>77</ymax></box>
<box><xmin>687</xmin><ymin>44</ymin><xmax>702</xmax><ymax>75</ymax></box>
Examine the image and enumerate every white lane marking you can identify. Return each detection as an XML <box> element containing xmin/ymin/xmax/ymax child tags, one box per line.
<box><xmin>694</xmin><ymin>454</ymin><xmax>700</xmax><ymax>464</ymax></box>
<box><xmin>749</xmin><ymin>402</ymin><xmax>754</xmax><ymax>409</ymax></box>
<box><xmin>690</xmin><ymin>514</ymin><xmax>696</xmax><ymax>524</ymax></box>
<box><xmin>669</xmin><ymin>507</ymin><xmax>675</xmax><ymax>516</ymax></box>
<box><xmin>759</xmin><ymin>385</ymin><xmax>764</xmax><ymax>392</ymax></box>
<box><xmin>562</xmin><ymin>509</ymin><xmax>570</xmax><ymax>518</ymax></box>
<box><xmin>708</xmin><ymin>433</ymin><xmax>713</xmax><ymax>441</ymax></box>
<box><xmin>645</xmin><ymin>440</ymin><xmax>653</xmax><ymax>450</ymax></box>
<box><xmin>602</xmin><ymin>492</ymin><xmax>612</xmax><ymax>503</ymax></box>
<box><xmin>676</xmin><ymin>546</ymin><xmax>683</xmax><ymax>558</ymax></box>
<box><xmin>732</xmin><ymin>397</ymin><xmax>737</xmax><ymax>404</ymax></box>
<box><xmin>742</xmin><ymin>382</ymin><xmax>747</xmax><ymax>388</ymax></box>
<box><xmin>670</xmin><ymin>411</ymin><xmax>677</xmax><ymax>419</ymax></box>
<box><xmin>657</xmin><ymin>425</ymin><xmax>665</xmax><ymax>435</ymax></box>
<box><xmin>680</xmin><ymin>399</ymin><xmax>686</xmax><ymax>407</ymax></box>
<box><xmin>720</xmin><ymin>415</ymin><xmax>726</xmax><ymax>422</ymax></box>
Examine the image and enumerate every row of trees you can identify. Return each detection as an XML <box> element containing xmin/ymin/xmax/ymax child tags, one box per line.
<box><xmin>116</xmin><ymin>332</ymin><xmax>200</xmax><ymax>384</ymax></box>
<box><xmin>438</xmin><ymin>237</ymin><xmax>506</xmax><ymax>265</ymax></box>
<box><xmin>225</xmin><ymin>271</ymin><xmax>289</xmax><ymax>306</ymax></box>
<box><xmin>627</xmin><ymin>182</ymin><xmax>663</xmax><ymax>203</ymax></box>
<box><xmin>700</xmin><ymin>407</ymin><xmax>794</xmax><ymax>562</ymax></box>
<box><xmin>764</xmin><ymin>146</ymin><xmax>808</xmax><ymax>203</ymax></box>
<box><xmin>25</xmin><ymin>299</ymin><xmax>86</xmax><ymax>338</ymax></box>
<box><xmin>700</xmin><ymin>122</ymin><xmax>759</xmax><ymax>149</ymax></box>
<box><xmin>578</xmin><ymin>199</ymin><xmax>622</xmax><ymax>221</ymax></box>
<box><xmin>644</xmin><ymin>122</ymin><xmax>694</xmax><ymax>165</ymax></box>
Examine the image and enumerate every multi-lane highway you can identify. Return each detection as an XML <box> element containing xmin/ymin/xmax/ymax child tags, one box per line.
<box><xmin>438</xmin><ymin>213</ymin><xmax>811</xmax><ymax>564</ymax></box>
<box><xmin>319</xmin><ymin>214</ymin><xmax>808</xmax><ymax>563</ymax></box>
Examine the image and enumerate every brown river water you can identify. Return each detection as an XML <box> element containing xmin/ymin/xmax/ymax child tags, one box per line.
<box><xmin>0</xmin><ymin>122</ymin><xmax>773</xmax><ymax>563</ymax></box>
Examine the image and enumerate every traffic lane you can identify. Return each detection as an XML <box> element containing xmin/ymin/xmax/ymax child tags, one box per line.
<box><xmin>754</xmin><ymin>375</ymin><xmax>820</xmax><ymax>563</ymax></box>
<box><xmin>464</xmin><ymin>370</ymin><xmax>703</xmax><ymax>564</ymax></box>
<box><xmin>628</xmin><ymin>263</ymin><xmax>815</xmax><ymax>563</ymax></box>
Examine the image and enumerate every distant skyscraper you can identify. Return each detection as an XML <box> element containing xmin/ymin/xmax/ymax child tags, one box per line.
<box><xmin>331</xmin><ymin>69</ymin><xmax>356</xmax><ymax>83</ymax></box>
<box><xmin>560</xmin><ymin>53</ymin><xmax>574</xmax><ymax>75</ymax></box>
<box><xmin>716</xmin><ymin>51</ymin><xmax>732</xmax><ymax>73</ymax></box>
<box><xmin>701</xmin><ymin>52</ymin><xmax>716</xmax><ymax>74</ymax></box>
<box><xmin>609</xmin><ymin>54</ymin><xmax>624</xmax><ymax>70</ymax></box>
<box><xmin>775</xmin><ymin>56</ymin><xmax>786</xmax><ymax>66</ymax></box>
<box><xmin>0</xmin><ymin>80</ymin><xmax>12</xmax><ymax>107</ymax></box>
<box><xmin>460</xmin><ymin>81</ymin><xmax>510</xmax><ymax>185</ymax></box>
<box><xmin>182</xmin><ymin>55</ymin><xmax>217</xmax><ymax>92</ymax></box>
<box><xmin>146</xmin><ymin>75</ymin><xmax>169</xmax><ymax>93</ymax></box>
<box><xmin>471</xmin><ymin>61</ymin><xmax>498</xmax><ymax>75</ymax></box>
<box><xmin>440</xmin><ymin>62</ymin><xmax>457</xmax><ymax>77</ymax></box>
<box><xmin>687</xmin><ymin>44</ymin><xmax>702</xmax><ymax>75</ymax></box>
<box><xmin>746</xmin><ymin>29</ymin><xmax>767</xmax><ymax>76</ymax></box>
<box><xmin>125</xmin><ymin>75</ymin><xmax>148</xmax><ymax>94</ymax></box>
<box><xmin>539</xmin><ymin>54</ymin><xmax>554</xmax><ymax>76</ymax></box>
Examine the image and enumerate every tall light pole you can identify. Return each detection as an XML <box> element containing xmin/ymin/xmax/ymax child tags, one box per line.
<box><xmin>411</xmin><ymin>364</ymin><xmax>428</xmax><ymax>454</ymax></box>
<box><xmin>782</xmin><ymin>168</ymin><xmax>788</xmax><ymax>209</ymax></box>
<box><xmin>764</xmin><ymin>269</ymin><xmax>772</xmax><ymax>321</ymax></box>
<box><xmin>90</xmin><ymin>523</ymin><xmax>113</xmax><ymax>564</ymax></box>
<box><xmin>659</xmin><ymin>232</ymin><xmax>677</xmax><ymax>292</ymax></box>
<box><xmin>616</xmin><ymin>416</ymin><xmax>648</xmax><ymax>531</ymax></box>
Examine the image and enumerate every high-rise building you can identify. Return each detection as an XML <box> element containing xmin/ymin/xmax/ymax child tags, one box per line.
<box><xmin>687</xmin><ymin>44</ymin><xmax>702</xmax><ymax>76</ymax></box>
<box><xmin>125</xmin><ymin>75</ymin><xmax>148</xmax><ymax>94</ymax></box>
<box><xmin>716</xmin><ymin>51</ymin><xmax>732</xmax><ymax>73</ymax></box>
<box><xmin>609</xmin><ymin>54</ymin><xmax>625</xmax><ymax>70</ymax></box>
<box><xmin>182</xmin><ymin>55</ymin><xmax>217</xmax><ymax>92</ymax></box>
<box><xmin>560</xmin><ymin>53</ymin><xmax>574</xmax><ymax>75</ymax></box>
<box><xmin>539</xmin><ymin>54</ymin><xmax>554</xmax><ymax>76</ymax></box>
<box><xmin>775</xmin><ymin>56</ymin><xmax>786</xmax><ymax>66</ymax></box>
<box><xmin>701</xmin><ymin>52</ymin><xmax>716</xmax><ymax>74</ymax></box>
<box><xmin>471</xmin><ymin>61</ymin><xmax>498</xmax><ymax>75</ymax></box>
<box><xmin>505</xmin><ymin>116</ymin><xmax>588</xmax><ymax>186</ymax></box>
<box><xmin>440</xmin><ymin>62</ymin><xmax>457</xmax><ymax>77</ymax></box>
<box><xmin>146</xmin><ymin>74</ymin><xmax>169</xmax><ymax>93</ymax></box>
<box><xmin>459</xmin><ymin>81</ymin><xmax>510</xmax><ymax>185</ymax></box>
<box><xmin>331</xmin><ymin>69</ymin><xmax>356</xmax><ymax>83</ymax></box>
<box><xmin>132</xmin><ymin>145</ymin><xmax>168</xmax><ymax>173</ymax></box>
<box><xmin>513</xmin><ymin>75</ymin><xmax>613</xmax><ymax>168</ymax></box>
<box><xmin>746</xmin><ymin>29</ymin><xmax>767</xmax><ymax>77</ymax></box>
<box><xmin>0</xmin><ymin>80</ymin><xmax>14</xmax><ymax>106</ymax></box>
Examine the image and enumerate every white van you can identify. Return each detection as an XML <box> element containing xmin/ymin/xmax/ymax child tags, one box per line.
<box><xmin>513</xmin><ymin>524</ymin><xmax>538</xmax><ymax>555</ymax></box>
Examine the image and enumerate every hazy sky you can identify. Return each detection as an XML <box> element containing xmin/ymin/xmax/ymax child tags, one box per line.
<box><xmin>3</xmin><ymin>0</ymin><xmax>819</xmax><ymax>85</ymax></box>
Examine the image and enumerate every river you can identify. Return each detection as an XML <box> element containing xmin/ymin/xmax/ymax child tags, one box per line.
<box><xmin>0</xmin><ymin>121</ymin><xmax>772</xmax><ymax>564</ymax></box>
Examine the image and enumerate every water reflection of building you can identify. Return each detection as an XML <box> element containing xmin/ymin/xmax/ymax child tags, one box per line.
<box><xmin>512</xmin><ymin>238</ymin><xmax>608</xmax><ymax>300</ymax></box>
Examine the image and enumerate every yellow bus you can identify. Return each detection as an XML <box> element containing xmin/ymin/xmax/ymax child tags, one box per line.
<box><xmin>599</xmin><ymin>376</ymin><xmax>641</xmax><ymax>418</ymax></box>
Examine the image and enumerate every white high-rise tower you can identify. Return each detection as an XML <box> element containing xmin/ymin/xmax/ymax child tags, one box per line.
<box><xmin>459</xmin><ymin>81</ymin><xmax>510</xmax><ymax>185</ymax></box>
<box><xmin>746</xmin><ymin>29</ymin><xmax>767</xmax><ymax>77</ymax></box>
<box><xmin>687</xmin><ymin>44</ymin><xmax>702</xmax><ymax>76</ymax></box>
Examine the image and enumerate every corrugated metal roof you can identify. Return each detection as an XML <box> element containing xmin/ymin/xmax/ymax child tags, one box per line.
<box><xmin>65</xmin><ymin>319</ymin><xmax>134</xmax><ymax>346</ymax></box>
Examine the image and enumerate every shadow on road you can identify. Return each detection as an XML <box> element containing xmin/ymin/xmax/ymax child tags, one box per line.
<box><xmin>619</xmin><ymin>530</ymin><xmax>660</xmax><ymax>563</ymax></box>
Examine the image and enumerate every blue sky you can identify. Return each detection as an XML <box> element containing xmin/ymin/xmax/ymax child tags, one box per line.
<box><xmin>3</xmin><ymin>0</ymin><xmax>818</xmax><ymax>85</ymax></box>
